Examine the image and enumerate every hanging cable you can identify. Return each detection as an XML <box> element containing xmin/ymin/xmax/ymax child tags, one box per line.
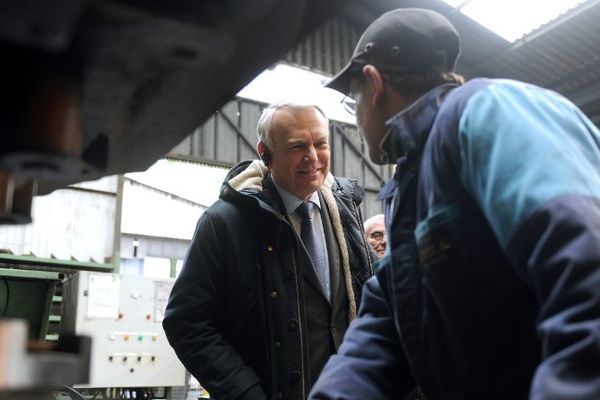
<box><xmin>55</xmin><ymin>385</ymin><xmax>87</xmax><ymax>400</ymax></box>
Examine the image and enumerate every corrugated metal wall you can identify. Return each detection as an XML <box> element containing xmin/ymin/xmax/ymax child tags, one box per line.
<box><xmin>119</xmin><ymin>161</ymin><xmax>224</xmax><ymax>262</ymax></box>
<box><xmin>329</xmin><ymin>121</ymin><xmax>391</xmax><ymax>216</ymax></box>
<box><xmin>121</xmin><ymin>178</ymin><xmax>206</xmax><ymax>241</ymax></box>
<box><xmin>171</xmin><ymin>99</ymin><xmax>261</xmax><ymax>166</ymax></box>
<box><xmin>168</xmin><ymin>17</ymin><xmax>393</xmax><ymax>219</ymax></box>
<box><xmin>170</xmin><ymin>97</ymin><xmax>392</xmax><ymax>219</ymax></box>
<box><xmin>0</xmin><ymin>176</ymin><xmax>118</xmax><ymax>263</ymax></box>
<box><xmin>285</xmin><ymin>16</ymin><xmax>360</xmax><ymax>76</ymax></box>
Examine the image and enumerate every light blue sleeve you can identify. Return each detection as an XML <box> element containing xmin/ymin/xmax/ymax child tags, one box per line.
<box><xmin>458</xmin><ymin>80</ymin><xmax>600</xmax><ymax>249</ymax></box>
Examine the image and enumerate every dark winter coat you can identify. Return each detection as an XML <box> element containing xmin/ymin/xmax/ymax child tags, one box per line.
<box><xmin>164</xmin><ymin>160</ymin><xmax>373</xmax><ymax>400</ymax></box>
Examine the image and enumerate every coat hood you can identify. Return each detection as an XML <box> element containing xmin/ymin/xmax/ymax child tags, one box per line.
<box><xmin>221</xmin><ymin>159</ymin><xmax>342</xmax><ymax>200</ymax></box>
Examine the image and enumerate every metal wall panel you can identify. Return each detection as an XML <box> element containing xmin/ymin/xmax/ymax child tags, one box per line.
<box><xmin>178</xmin><ymin>99</ymin><xmax>260</xmax><ymax>166</ymax></box>
<box><xmin>239</xmin><ymin>100</ymin><xmax>264</xmax><ymax>160</ymax></box>
<box><xmin>120</xmin><ymin>234</ymin><xmax>189</xmax><ymax>261</ymax></box>
<box><xmin>285</xmin><ymin>16</ymin><xmax>360</xmax><ymax>76</ymax></box>
<box><xmin>121</xmin><ymin>179</ymin><xmax>206</xmax><ymax>241</ymax></box>
<box><xmin>0</xmin><ymin>178</ymin><xmax>117</xmax><ymax>263</ymax></box>
<box><xmin>329</xmin><ymin>121</ymin><xmax>393</xmax><ymax>219</ymax></box>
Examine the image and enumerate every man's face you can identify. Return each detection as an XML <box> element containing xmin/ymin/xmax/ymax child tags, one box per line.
<box><xmin>365</xmin><ymin>220</ymin><xmax>387</xmax><ymax>258</ymax></box>
<box><xmin>349</xmin><ymin>74</ymin><xmax>390</xmax><ymax>165</ymax></box>
<box><xmin>269</xmin><ymin>107</ymin><xmax>330</xmax><ymax>200</ymax></box>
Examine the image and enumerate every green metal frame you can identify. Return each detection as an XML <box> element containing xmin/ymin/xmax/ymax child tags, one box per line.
<box><xmin>0</xmin><ymin>267</ymin><xmax>62</xmax><ymax>340</ymax></box>
<box><xmin>0</xmin><ymin>254</ymin><xmax>115</xmax><ymax>271</ymax></box>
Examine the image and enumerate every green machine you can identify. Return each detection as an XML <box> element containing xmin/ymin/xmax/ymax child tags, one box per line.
<box><xmin>0</xmin><ymin>255</ymin><xmax>115</xmax><ymax>341</ymax></box>
<box><xmin>0</xmin><ymin>267</ymin><xmax>61</xmax><ymax>340</ymax></box>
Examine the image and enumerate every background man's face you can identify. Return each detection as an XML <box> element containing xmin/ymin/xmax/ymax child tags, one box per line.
<box><xmin>269</xmin><ymin>107</ymin><xmax>330</xmax><ymax>200</ymax></box>
<box><xmin>365</xmin><ymin>219</ymin><xmax>386</xmax><ymax>258</ymax></box>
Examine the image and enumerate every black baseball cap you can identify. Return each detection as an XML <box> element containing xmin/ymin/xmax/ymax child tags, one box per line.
<box><xmin>326</xmin><ymin>8</ymin><xmax>461</xmax><ymax>94</ymax></box>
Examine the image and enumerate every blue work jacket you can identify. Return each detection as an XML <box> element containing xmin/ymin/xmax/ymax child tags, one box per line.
<box><xmin>310</xmin><ymin>79</ymin><xmax>600</xmax><ymax>399</ymax></box>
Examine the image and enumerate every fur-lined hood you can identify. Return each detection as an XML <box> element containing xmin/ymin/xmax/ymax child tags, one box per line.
<box><xmin>223</xmin><ymin>159</ymin><xmax>337</xmax><ymax>196</ymax></box>
<box><xmin>220</xmin><ymin>159</ymin><xmax>364</xmax><ymax>206</ymax></box>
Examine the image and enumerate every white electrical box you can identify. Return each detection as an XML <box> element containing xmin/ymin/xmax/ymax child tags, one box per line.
<box><xmin>63</xmin><ymin>271</ymin><xmax>186</xmax><ymax>388</ymax></box>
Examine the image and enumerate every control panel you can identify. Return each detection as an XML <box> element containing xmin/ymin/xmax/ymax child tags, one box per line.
<box><xmin>62</xmin><ymin>271</ymin><xmax>186</xmax><ymax>388</ymax></box>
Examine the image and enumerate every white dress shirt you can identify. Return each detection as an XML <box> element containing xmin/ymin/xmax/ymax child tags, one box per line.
<box><xmin>271</xmin><ymin>179</ymin><xmax>331</xmax><ymax>277</ymax></box>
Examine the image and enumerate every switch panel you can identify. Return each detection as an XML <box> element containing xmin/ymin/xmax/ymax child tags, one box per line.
<box><xmin>62</xmin><ymin>271</ymin><xmax>185</xmax><ymax>388</ymax></box>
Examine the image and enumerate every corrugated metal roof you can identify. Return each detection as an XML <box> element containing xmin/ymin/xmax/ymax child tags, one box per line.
<box><xmin>292</xmin><ymin>0</ymin><xmax>600</xmax><ymax>125</ymax></box>
<box><xmin>455</xmin><ymin>0</ymin><xmax>600</xmax><ymax>124</ymax></box>
<box><xmin>481</xmin><ymin>2</ymin><xmax>600</xmax><ymax>99</ymax></box>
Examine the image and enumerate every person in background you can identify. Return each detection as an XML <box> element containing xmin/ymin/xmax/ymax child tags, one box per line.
<box><xmin>310</xmin><ymin>7</ymin><xmax>600</xmax><ymax>400</ymax></box>
<box><xmin>363</xmin><ymin>213</ymin><xmax>386</xmax><ymax>259</ymax></box>
<box><xmin>163</xmin><ymin>100</ymin><xmax>372</xmax><ymax>400</ymax></box>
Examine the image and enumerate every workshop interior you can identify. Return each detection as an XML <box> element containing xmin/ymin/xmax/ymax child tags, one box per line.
<box><xmin>1</xmin><ymin>0</ymin><xmax>600</xmax><ymax>399</ymax></box>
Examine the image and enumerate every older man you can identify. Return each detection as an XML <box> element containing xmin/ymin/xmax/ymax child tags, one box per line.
<box><xmin>163</xmin><ymin>101</ymin><xmax>372</xmax><ymax>400</ymax></box>
<box><xmin>363</xmin><ymin>214</ymin><xmax>386</xmax><ymax>259</ymax></box>
<box><xmin>310</xmin><ymin>7</ymin><xmax>600</xmax><ymax>400</ymax></box>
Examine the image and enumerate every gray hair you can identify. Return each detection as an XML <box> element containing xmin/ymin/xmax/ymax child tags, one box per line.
<box><xmin>256</xmin><ymin>100</ymin><xmax>329</xmax><ymax>147</ymax></box>
<box><xmin>363</xmin><ymin>213</ymin><xmax>385</xmax><ymax>234</ymax></box>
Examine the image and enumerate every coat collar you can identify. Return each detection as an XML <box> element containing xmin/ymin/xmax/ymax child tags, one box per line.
<box><xmin>378</xmin><ymin>84</ymin><xmax>457</xmax><ymax>202</ymax></box>
<box><xmin>381</xmin><ymin>83</ymin><xmax>458</xmax><ymax>163</ymax></box>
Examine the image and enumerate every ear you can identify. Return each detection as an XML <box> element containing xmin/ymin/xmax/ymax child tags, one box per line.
<box><xmin>257</xmin><ymin>141</ymin><xmax>272</xmax><ymax>166</ymax></box>
<box><xmin>362</xmin><ymin>65</ymin><xmax>385</xmax><ymax>106</ymax></box>
<box><xmin>257</xmin><ymin>141</ymin><xmax>266</xmax><ymax>157</ymax></box>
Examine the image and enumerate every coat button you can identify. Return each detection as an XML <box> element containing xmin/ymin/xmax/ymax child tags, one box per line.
<box><xmin>275</xmin><ymin>340</ymin><xmax>281</xmax><ymax>349</ymax></box>
<box><xmin>266</xmin><ymin>245</ymin><xmax>274</xmax><ymax>252</ymax></box>
<box><xmin>270</xmin><ymin>290</ymin><xmax>278</xmax><ymax>298</ymax></box>
<box><xmin>290</xmin><ymin>371</ymin><xmax>301</xmax><ymax>383</ymax></box>
<box><xmin>277</xmin><ymin>392</ymin><xmax>283</xmax><ymax>399</ymax></box>
<box><xmin>288</xmin><ymin>320</ymin><xmax>298</xmax><ymax>331</ymax></box>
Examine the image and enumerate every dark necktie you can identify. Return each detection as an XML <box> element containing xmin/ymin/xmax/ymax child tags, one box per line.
<box><xmin>296</xmin><ymin>201</ymin><xmax>330</xmax><ymax>301</ymax></box>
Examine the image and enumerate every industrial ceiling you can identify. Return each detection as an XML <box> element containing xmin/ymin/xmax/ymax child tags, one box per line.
<box><xmin>339</xmin><ymin>0</ymin><xmax>600</xmax><ymax>125</ymax></box>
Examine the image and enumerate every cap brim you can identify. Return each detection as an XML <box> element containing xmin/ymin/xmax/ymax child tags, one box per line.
<box><xmin>324</xmin><ymin>61</ymin><xmax>354</xmax><ymax>94</ymax></box>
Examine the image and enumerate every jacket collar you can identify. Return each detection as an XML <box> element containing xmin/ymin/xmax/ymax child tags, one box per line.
<box><xmin>378</xmin><ymin>84</ymin><xmax>457</xmax><ymax>202</ymax></box>
<box><xmin>225</xmin><ymin>160</ymin><xmax>336</xmax><ymax>194</ymax></box>
<box><xmin>381</xmin><ymin>83</ymin><xmax>458</xmax><ymax>163</ymax></box>
<box><xmin>271</xmin><ymin>178</ymin><xmax>321</xmax><ymax>216</ymax></box>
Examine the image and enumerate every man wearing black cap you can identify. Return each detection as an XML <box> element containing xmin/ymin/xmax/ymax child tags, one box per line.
<box><xmin>310</xmin><ymin>7</ymin><xmax>600</xmax><ymax>400</ymax></box>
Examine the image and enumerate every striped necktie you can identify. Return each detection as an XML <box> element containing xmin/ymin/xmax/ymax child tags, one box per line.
<box><xmin>296</xmin><ymin>201</ymin><xmax>330</xmax><ymax>300</ymax></box>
